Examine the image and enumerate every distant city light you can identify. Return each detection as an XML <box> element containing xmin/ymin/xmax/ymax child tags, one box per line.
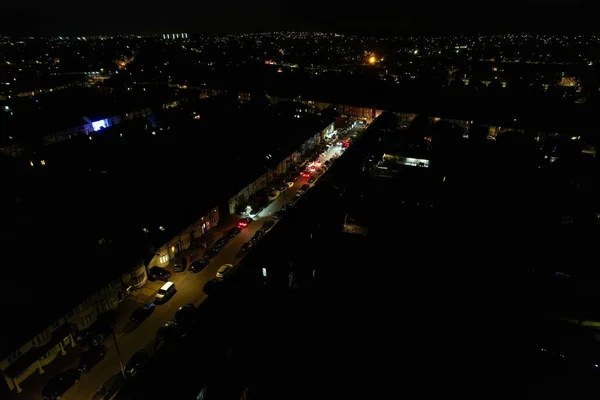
<box><xmin>368</xmin><ymin>56</ymin><xmax>376</xmax><ymax>64</ymax></box>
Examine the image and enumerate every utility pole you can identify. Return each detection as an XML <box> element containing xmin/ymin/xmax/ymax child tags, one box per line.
<box><xmin>112</xmin><ymin>328</ymin><xmax>126</xmax><ymax>379</ymax></box>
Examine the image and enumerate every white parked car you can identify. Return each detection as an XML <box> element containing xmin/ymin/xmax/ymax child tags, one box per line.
<box><xmin>216</xmin><ymin>264</ymin><xmax>234</xmax><ymax>280</ymax></box>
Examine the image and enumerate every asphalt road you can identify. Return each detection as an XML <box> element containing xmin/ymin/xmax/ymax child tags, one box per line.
<box><xmin>29</xmin><ymin>126</ymin><xmax>355</xmax><ymax>400</ymax></box>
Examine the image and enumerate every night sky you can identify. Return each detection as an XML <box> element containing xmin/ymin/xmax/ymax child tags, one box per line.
<box><xmin>0</xmin><ymin>1</ymin><xmax>590</xmax><ymax>36</ymax></box>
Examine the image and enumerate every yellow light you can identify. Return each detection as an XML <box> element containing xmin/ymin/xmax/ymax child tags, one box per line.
<box><xmin>368</xmin><ymin>56</ymin><xmax>376</xmax><ymax>64</ymax></box>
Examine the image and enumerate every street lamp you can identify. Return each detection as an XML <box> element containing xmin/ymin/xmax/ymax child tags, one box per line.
<box><xmin>111</xmin><ymin>328</ymin><xmax>126</xmax><ymax>379</ymax></box>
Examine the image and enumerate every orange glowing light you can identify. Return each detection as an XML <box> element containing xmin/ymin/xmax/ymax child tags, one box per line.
<box><xmin>368</xmin><ymin>56</ymin><xmax>376</xmax><ymax>64</ymax></box>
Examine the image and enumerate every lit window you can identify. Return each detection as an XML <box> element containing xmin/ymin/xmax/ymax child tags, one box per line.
<box><xmin>40</xmin><ymin>160</ymin><xmax>46</xmax><ymax>166</ymax></box>
<box><xmin>159</xmin><ymin>255</ymin><xmax>169</xmax><ymax>264</ymax></box>
<box><xmin>159</xmin><ymin>226</ymin><xmax>165</xmax><ymax>231</ymax></box>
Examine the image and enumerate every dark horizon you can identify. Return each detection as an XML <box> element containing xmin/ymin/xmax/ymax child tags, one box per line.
<box><xmin>0</xmin><ymin>2</ymin><xmax>593</xmax><ymax>36</ymax></box>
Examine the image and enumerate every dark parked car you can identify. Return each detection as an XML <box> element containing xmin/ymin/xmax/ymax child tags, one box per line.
<box><xmin>204</xmin><ymin>245</ymin><xmax>221</xmax><ymax>259</ymax></box>
<box><xmin>93</xmin><ymin>374</ymin><xmax>125</xmax><ymax>400</ymax></box>
<box><xmin>252</xmin><ymin>229</ymin><xmax>265</xmax><ymax>241</ymax></box>
<box><xmin>273</xmin><ymin>210</ymin><xmax>285</xmax><ymax>220</ymax></box>
<box><xmin>262</xmin><ymin>219</ymin><xmax>275</xmax><ymax>231</ymax></box>
<box><xmin>190</xmin><ymin>259</ymin><xmax>210</xmax><ymax>273</ymax></box>
<box><xmin>149</xmin><ymin>266</ymin><xmax>171</xmax><ymax>281</ymax></box>
<box><xmin>301</xmin><ymin>184</ymin><xmax>311</xmax><ymax>191</ymax></box>
<box><xmin>215</xmin><ymin>236</ymin><xmax>230</xmax><ymax>247</ymax></box>
<box><xmin>78</xmin><ymin>345</ymin><xmax>107</xmax><ymax>372</ymax></box>
<box><xmin>76</xmin><ymin>310</ymin><xmax>115</xmax><ymax>346</ymax></box>
<box><xmin>173</xmin><ymin>258</ymin><xmax>188</xmax><ymax>272</ymax></box>
<box><xmin>308</xmin><ymin>176</ymin><xmax>316</xmax><ymax>184</ymax></box>
<box><xmin>129</xmin><ymin>303</ymin><xmax>155</xmax><ymax>323</ymax></box>
<box><xmin>227</xmin><ymin>226</ymin><xmax>242</xmax><ymax>238</ymax></box>
<box><xmin>240</xmin><ymin>239</ymin><xmax>256</xmax><ymax>252</ymax></box>
<box><xmin>156</xmin><ymin>320</ymin><xmax>186</xmax><ymax>341</ymax></box>
<box><xmin>76</xmin><ymin>331</ymin><xmax>104</xmax><ymax>350</ymax></box>
<box><xmin>175</xmin><ymin>304</ymin><xmax>196</xmax><ymax>326</ymax></box>
<box><xmin>42</xmin><ymin>369</ymin><xmax>81</xmax><ymax>399</ymax></box>
<box><xmin>156</xmin><ymin>322</ymin><xmax>182</xmax><ymax>341</ymax></box>
<box><xmin>125</xmin><ymin>351</ymin><xmax>149</xmax><ymax>377</ymax></box>
<box><xmin>203</xmin><ymin>278</ymin><xmax>226</xmax><ymax>295</ymax></box>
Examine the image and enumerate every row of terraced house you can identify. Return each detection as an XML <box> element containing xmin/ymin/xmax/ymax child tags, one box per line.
<box><xmin>0</xmin><ymin>100</ymin><xmax>333</xmax><ymax>394</ymax></box>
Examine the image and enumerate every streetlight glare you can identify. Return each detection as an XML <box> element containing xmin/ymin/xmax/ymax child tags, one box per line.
<box><xmin>368</xmin><ymin>56</ymin><xmax>376</xmax><ymax>64</ymax></box>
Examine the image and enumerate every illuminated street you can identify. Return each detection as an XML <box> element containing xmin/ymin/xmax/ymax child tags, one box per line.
<box><xmin>20</xmin><ymin>126</ymin><xmax>357</xmax><ymax>400</ymax></box>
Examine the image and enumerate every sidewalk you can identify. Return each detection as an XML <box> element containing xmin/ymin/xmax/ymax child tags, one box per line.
<box><xmin>128</xmin><ymin>216</ymin><xmax>239</xmax><ymax>305</ymax></box>
<box><xmin>128</xmin><ymin>280</ymin><xmax>163</xmax><ymax>304</ymax></box>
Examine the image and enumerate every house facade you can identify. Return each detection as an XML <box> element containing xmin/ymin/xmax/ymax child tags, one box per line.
<box><xmin>0</xmin><ymin>275</ymin><xmax>130</xmax><ymax>393</ymax></box>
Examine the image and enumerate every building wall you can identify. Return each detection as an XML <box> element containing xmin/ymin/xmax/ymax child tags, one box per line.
<box><xmin>148</xmin><ymin>207</ymin><xmax>220</xmax><ymax>268</ymax></box>
<box><xmin>229</xmin><ymin>174</ymin><xmax>268</xmax><ymax>215</ymax></box>
<box><xmin>121</xmin><ymin>262</ymin><xmax>147</xmax><ymax>291</ymax></box>
<box><xmin>0</xmin><ymin>279</ymin><xmax>123</xmax><ymax>392</ymax></box>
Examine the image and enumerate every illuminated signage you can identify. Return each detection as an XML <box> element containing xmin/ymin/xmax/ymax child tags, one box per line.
<box><xmin>91</xmin><ymin>119</ymin><xmax>108</xmax><ymax>132</ymax></box>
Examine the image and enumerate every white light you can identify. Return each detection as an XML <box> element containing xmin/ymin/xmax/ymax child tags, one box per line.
<box><xmin>159</xmin><ymin>226</ymin><xmax>165</xmax><ymax>231</ymax></box>
<box><xmin>262</xmin><ymin>268</ymin><xmax>267</xmax><ymax>277</ymax></box>
<box><xmin>152</xmin><ymin>131</ymin><xmax>156</xmax><ymax>135</ymax></box>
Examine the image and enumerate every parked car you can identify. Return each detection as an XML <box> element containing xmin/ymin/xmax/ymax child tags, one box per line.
<box><xmin>175</xmin><ymin>304</ymin><xmax>196</xmax><ymax>326</ymax></box>
<box><xmin>262</xmin><ymin>219</ymin><xmax>275</xmax><ymax>231</ymax></box>
<box><xmin>203</xmin><ymin>278</ymin><xmax>225</xmax><ymax>296</ymax></box>
<box><xmin>78</xmin><ymin>345</ymin><xmax>107</xmax><ymax>372</ymax></box>
<box><xmin>149</xmin><ymin>266</ymin><xmax>171</xmax><ymax>281</ymax></box>
<box><xmin>125</xmin><ymin>351</ymin><xmax>149</xmax><ymax>377</ymax></box>
<box><xmin>216</xmin><ymin>264</ymin><xmax>234</xmax><ymax>280</ymax></box>
<box><xmin>93</xmin><ymin>374</ymin><xmax>125</xmax><ymax>400</ymax></box>
<box><xmin>308</xmin><ymin>176</ymin><xmax>316</xmax><ymax>184</ymax></box>
<box><xmin>190</xmin><ymin>259</ymin><xmax>210</xmax><ymax>273</ymax></box>
<box><xmin>129</xmin><ymin>303</ymin><xmax>155</xmax><ymax>323</ymax></box>
<box><xmin>215</xmin><ymin>236</ymin><xmax>229</xmax><ymax>247</ymax></box>
<box><xmin>204</xmin><ymin>245</ymin><xmax>222</xmax><ymax>259</ymax></box>
<box><xmin>273</xmin><ymin>210</ymin><xmax>286</xmax><ymax>219</ymax></box>
<box><xmin>173</xmin><ymin>258</ymin><xmax>188</xmax><ymax>272</ymax></box>
<box><xmin>279</xmin><ymin>185</ymin><xmax>289</xmax><ymax>193</ymax></box>
<box><xmin>252</xmin><ymin>229</ymin><xmax>265</xmax><ymax>241</ymax></box>
<box><xmin>238</xmin><ymin>217</ymin><xmax>252</xmax><ymax>228</ymax></box>
<box><xmin>240</xmin><ymin>240</ymin><xmax>255</xmax><ymax>252</ymax></box>
<box><xmin>76</xmin><ymin>330</ymin><xmax>104</xmax><ymax>348</ymax></box>
<box><xmin>42</xmin><ymin>369</ymin><xmax>81</xmax><ymax>400</ymax></box>
<box><xmin>284</xmin><ymin>179</ymin><xmax>295</xmax><ymax>187</ymax></box>
<box><xmin>76</xmin><ymin>311</ymin><xmax>115</xmax><ymax>345</ymax></box>
<box><xmin>227</xmin><ymin>226</ymin><xmax>242</xmax><ymax>238</ymax></box>
<box><xmin>268</xmin><ymin>190</ymin><xmax>281</xmax><ymax>201</ymax></box>
<box><xmin>155</xmin><ymin>281</ymin><xmax>176</xmax><ymax>303</ymax></box>
<box><xmin>156</xmin><ymin>320</ymin><xmax>186</xmax><ymax>341</ymax></box>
